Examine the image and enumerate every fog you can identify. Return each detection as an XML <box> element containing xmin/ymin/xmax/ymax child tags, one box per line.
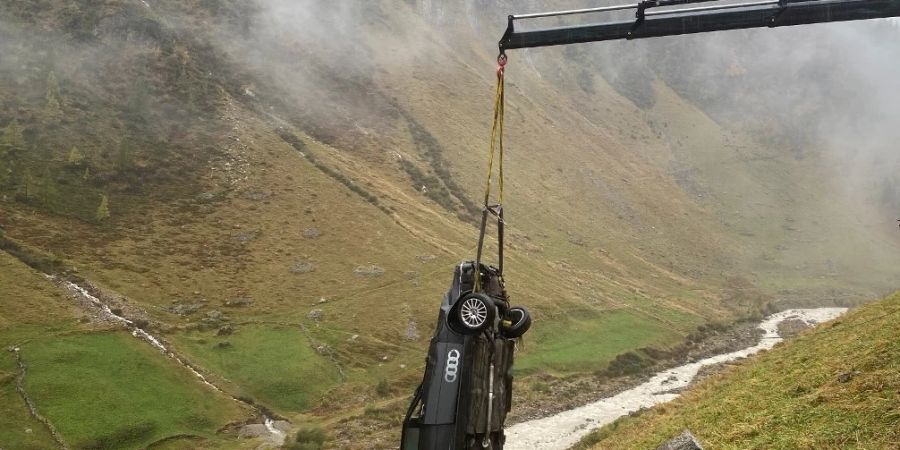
<box><xmin>1</xmin><ymin>0</ymin><xmax>896</xmax><ymax>271</ymax></box>
<box><xmin>224</xmin><ymin>1</ymin><xmax>898</xmax><ymax>214</ymax></box>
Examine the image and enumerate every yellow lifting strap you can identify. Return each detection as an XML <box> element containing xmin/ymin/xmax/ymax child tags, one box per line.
<box><xmin>482</xmin><ymin>55</ymin><xmax>507</xmax><ymax>207</ymax></box>
<box><xmin>474</xmin><ymin>54</ymin><xmax>508</xmax><ymax>293</ymax></box>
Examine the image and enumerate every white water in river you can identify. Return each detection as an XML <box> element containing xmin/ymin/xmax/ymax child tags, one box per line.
<box><xmin>264</xmin><ymin>417</ymin><xmax>286</xmax><ymax>442</ymax></box>
<box><xmin>505</xmin><ymin>308</ymin><xmax>847</xmax><ymax>450</ymax></box>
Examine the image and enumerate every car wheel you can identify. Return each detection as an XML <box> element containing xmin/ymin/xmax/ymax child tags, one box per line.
<box><xmin>501</xmin><ymin>306</ymin><xmax>531</xmax><ymax>338</ymax></box>
<box><xmin>453</xmin><ymin>293</ymin><xmax>496</xmax><ymax>334</ymax></box>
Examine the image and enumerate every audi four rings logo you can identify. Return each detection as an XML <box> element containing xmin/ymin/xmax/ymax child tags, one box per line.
<box><xmin>444</xmin><ymin>349</ymin><xmax>460</xmax><ymax>383</ymax></box>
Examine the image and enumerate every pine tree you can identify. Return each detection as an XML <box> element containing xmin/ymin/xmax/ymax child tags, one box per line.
<box><xmin>67</xmin><ymin>146</ymin><xmax>84</xmax><ymax>165</ymax></box>
<box><xmin>117</xmin><ymin>140</ymin><xmax>131</xmax><ymax>172</ymax></box>
<box><xmin>2</xmin><ymin>119</ymin><xmax>25</xmax><ymax>150</ymax></box>
<box><xmin>95</xmin><ymin>194</ymin><xmax>110</xmax><ymax>221</ymax></box>
<box><xmin>46</xmin><ymin>71</ymin><xmax>62</xmax><ymax>112</ymax></box>
<box><xmin>126</xmin><ymin>82</ymin><xmax>148</xmax><ymax>118</ymax></box>
<box><xmin>40</xmin><ymin>167</ymin><xmax>57</xmax><ymax>208</ymax></box>
<box><xmin>0</xmin><ymin>164</ymin><xmax>9</xmax><ymax>188</ymax></box>
<box><xmin>21</xmin><ymin>167</ymin><xmax>33</xmax><ymax>200</ymax></box>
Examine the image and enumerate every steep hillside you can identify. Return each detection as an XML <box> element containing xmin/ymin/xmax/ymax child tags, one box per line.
<box><xmin>1</xmin><ymin>0</ymin><xmax>899</xmax><ymax>448</ymax></box>
<box><xmin>579</xmin><ymin>291</ymin><xmax>900</xmax><ymax>449</ymax></box>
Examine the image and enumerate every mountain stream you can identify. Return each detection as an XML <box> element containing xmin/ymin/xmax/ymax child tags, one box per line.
<box><xmin>505</xmin><ymin>308</ymin><xmax>847</xmax><ymax>450</ymax></box>
<box><xmin>58</xmin><ymin>279</ymin><xmax>287</xmax><ymax>445</ymax></box>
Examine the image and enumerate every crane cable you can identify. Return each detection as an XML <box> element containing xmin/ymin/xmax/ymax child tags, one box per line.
<box><xmin>483</xmin><ymin>54</ymin><xmax>507</xmax><ymax>207</ymax></box>
<box><xmin>474</xmin><ymin>54</ymin><xmax>508</xmax><ymax>293</ymax></box>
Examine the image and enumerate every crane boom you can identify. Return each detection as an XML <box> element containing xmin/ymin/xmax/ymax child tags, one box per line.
<box><xmin>499</xmin><ymin>0</ymin><xmax>900</xmax><ymax>51</ymax></box>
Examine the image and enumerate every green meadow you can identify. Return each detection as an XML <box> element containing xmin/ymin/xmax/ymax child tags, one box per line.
<box><xmin>516</xmin><ymin>309</ymin><xmax>682</xmax><ymax>374</ymax></box>
<box><xmin>20</xmin><ymin>332</ymin><xmax>248</xmax><ymax>449</ymax></box>
<box><xmin>172</xmin><ymin>325</ymin><xmax>343</xmax><ymax>413</ymax></box>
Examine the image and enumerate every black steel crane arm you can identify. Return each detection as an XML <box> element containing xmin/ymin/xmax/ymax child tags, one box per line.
<box><xmin>499</xmin><ymin>0</ymin><xmax>900</xmax><ymax>51</ymax></box>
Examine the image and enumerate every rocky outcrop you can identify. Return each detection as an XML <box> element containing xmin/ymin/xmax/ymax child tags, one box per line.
<box><xmin>223</xmin><ymin>297</ymin><xmax>253</xmax><ymax>307</ymax></box>
<box><xmin>291</xmin><ymin>261</ymin><xmax>315</xmax><ymax>274</ymax></box>
<box><xmin>404</xmin><ymin>320</ymin><xmax>421</xmax><ymax>341</ymax></box>
<box><xmin>837</xmin><ymin>370</ymin><xmax>860</xmax><ymax>383</ymax></box>
<box><xmin>238</xmin><ymin>423</ymin><xmax>269</xmax><ymax>439</ymax></box>
<box><xmin>168</xmin><ymin>303</ymin><xmax>202</xmax><ymax>316</ymax></box>
<box><xmin>656</xmin><ymin>430</ymin><xmax>704</xmax><ymax>450</ymax></box>
<box><xmin>353</xmin><ymin>264</ymin><xmax>385</xmax><ymax>277</ymax></box>
<box><xmin>776</xmin><ymin>318</ymin><xmax>811</xmax><ymax>337</ymax></box>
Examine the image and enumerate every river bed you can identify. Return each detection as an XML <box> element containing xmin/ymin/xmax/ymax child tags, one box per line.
<box><xmin>504</xmin><ymin>308</ymin><xmax>847</xmax><ymax>450</ymax></box>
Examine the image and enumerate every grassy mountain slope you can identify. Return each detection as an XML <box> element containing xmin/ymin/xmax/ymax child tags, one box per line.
<box><xmin>580</xmin><ymin>292</ymin><xmax>900</xmax><ymax>449</ymax></box>
<box><xmin>0</xmin><ymin>251</ymin><xmax>253</xmax><ymax>449</ymax></box>
<box><xmin>0</xmin><ymin>0</ymin><xmax>899</xmax><ymax>448</ymax></box>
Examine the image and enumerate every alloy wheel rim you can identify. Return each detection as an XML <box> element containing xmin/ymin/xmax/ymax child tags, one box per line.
<box><xmin>460</xmin><ymin>298</ymin><xmax>488</xmax><ymax>328</ymax></box>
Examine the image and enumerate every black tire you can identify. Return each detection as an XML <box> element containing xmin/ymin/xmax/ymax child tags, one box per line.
<box><xmin>500</xmin><ymin>306</ymin><xmax>531</xmax><ymax>338</ymax></box>
<box><xmin>452</xmin><ymin>293</ymin><xmax>496</xmax><ymax>335</ymax></box>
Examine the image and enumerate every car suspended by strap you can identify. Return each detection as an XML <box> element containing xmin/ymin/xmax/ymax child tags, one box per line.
<box><xmin>400</xmin><ymin>261</ymin><xmax>531</xmax><ymax>450</ymax></box>
<box><xmin>401</xmin><ymin>55</ymin><xmax>532</xmax><ymax>450</ymax></box>
<box><xmin>402</xmin><ymin>1</ymin><xmax>900</xmax><ymax>449</ymax></box>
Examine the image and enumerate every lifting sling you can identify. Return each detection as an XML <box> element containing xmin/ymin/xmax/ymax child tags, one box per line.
<box><xmin>474</xmin><ymin>54</ymin><xmax>508</xmax><ymax>292</ymax></box>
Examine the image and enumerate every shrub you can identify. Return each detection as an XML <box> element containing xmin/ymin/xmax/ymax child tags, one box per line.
<box><xmin>284</xmin><ymin>425</ymin><xmax>327</xmax><ymax>450</ymax></box>
<box><xmin>0</xmin><ymin>236</ymin><xmax>65</xmax><ymax>275</ymax></box>
<box><xmin>375</xmin><ymin>378</ymin><xmax>391</xmax><ymax>397</ymax></box>
<box><xmin>79</xmin><ymin>421</ymin><xmax>156</xmax><ymax>449</ymax></box>
<box><xmin>603</xmin><ymin>351</ymin><xmax>651</xmax><ymax>377</ymax></box>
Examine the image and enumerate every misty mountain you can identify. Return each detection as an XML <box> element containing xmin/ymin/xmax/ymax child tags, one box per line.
<box><xmin>1</xmin><ymin>1</ymin><xmax>898</xmax><ymax>449</ymax></box>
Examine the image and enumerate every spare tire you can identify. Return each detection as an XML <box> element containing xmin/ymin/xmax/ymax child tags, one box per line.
<box><xmin>452</xmin><ymin>292</ymin><xmax>496</xmax><ymax>335</ymax></box>
<box><xmin>500</xmin><ymin>306</ymin><xmax>531</xmax><ymax>338</ymax></box>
